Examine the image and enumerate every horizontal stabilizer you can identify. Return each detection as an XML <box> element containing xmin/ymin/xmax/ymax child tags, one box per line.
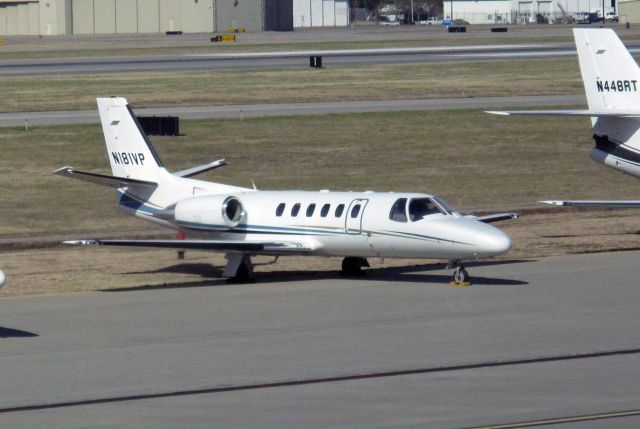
<box><xmin>54</xmin><ymin>167</ymin><xmax>157</xmax><ymax>190</ymax></box>
<box><xmin>542</xmin><ymin>200</ymin><xmax>640</xmax><ymax>208</ymax></box>
<box><xmin>173</xmin><ymin>159</ymin><xmax>227</xmax><ymax>178</ymax></box>
<box><xmin>64</xmin><ymin>239</ymin><xmax>312</xmax><ymax>254</ymax></box>
<box><xmin>486</xmin><ymin>110</ymin><xmax>640</xmax><ymax>117</ymax></box>
<box><xmin>474</xmin><ymin>213</ymin><xmax>519</xmax><ymax>223</ymax></box>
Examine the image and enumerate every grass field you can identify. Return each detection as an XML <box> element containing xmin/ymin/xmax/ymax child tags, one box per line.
<box><xmin>0</xmin><ymin>58</ymin><xmax>584</xmax><ymax>112</ymax></box>
<box><xmin>1</xmin><ymin>109</ymin><xmax>638</xmax><ymax>238</ymax></box>
<box><xmin>1</xmin><ymin>38</ymin><xmax>639</xmax><ymax>296</ymax></box>
<box><xmin>2</xmin><ymin>110</ymin><xmax>640</xmax><ymax>296</ymax></box>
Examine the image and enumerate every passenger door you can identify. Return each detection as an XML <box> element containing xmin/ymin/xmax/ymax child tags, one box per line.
<box><xmin>345</xmin><ymin>199</ymin><xmax>368</xmax><ymax>234</ymax></box>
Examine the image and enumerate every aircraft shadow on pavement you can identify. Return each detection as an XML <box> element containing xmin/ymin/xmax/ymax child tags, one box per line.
<box><xmin>104</xmin><ymin>259</ymin><xmax>530</xmax><ymax>292</ymax></box>
<box><xmin>126</xmin><ymin>263</ymin><xmax>223</xmax><ymax>277</ymax></box>
<box><xmin>0</xmin><ymin>327</ymin><xmax>39</xmax><ymax>338</ymax></box>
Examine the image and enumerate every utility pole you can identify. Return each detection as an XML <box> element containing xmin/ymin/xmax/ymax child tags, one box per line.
<box><xmin>411</xmin><ymin>0</ymin><xmax>414</xmax><ymax>23</ymax></box>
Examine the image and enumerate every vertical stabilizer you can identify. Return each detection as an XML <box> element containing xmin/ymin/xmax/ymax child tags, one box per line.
<box><xmin>575</xmin><ymin>28</ymin><xmax>640</xmax><ymax>113</ymax></box>
<box><xmin>97</xmin><ymin>97</ymin><xmax>166</xmax><ymax>182</ymax></box>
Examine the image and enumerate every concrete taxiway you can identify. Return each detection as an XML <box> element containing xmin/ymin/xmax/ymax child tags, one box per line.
<box><xmin>1</xmin><ymin>250</ymin><xmax>639</xmax><ymax>428</ymax></box>
<box><xmin>5</xmin><ymin>41</ymin><xmax>636</xmax><ymax>77</ymax></box>
<box><xmin>2</xmin><ymin>43</ymin><xmax>640</xmax><ymax>77</ymax></box>
<box><xmin>0</xmin><ymin>95</ymin><xmax>586</xmax><ymax>127</ymax></box>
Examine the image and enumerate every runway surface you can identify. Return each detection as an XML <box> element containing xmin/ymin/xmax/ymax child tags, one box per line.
<box><xmin>0</xmin><ymin>42</ymin><xmax>622</xmax><ymax>77</ymax></box>
<box><xmin>4</xmin><ymin>43</ymin><xmax>640</xmax><ymax>77</ymax></box>
<box><xmin>1</xmin><ymin>250</ymin><xmax>639</xmax><ymax>428</ymax></box>
<box><xmin>0</xmin><ymin>95</ymin><xmax>586</xmax><ymax>127</ymax></box>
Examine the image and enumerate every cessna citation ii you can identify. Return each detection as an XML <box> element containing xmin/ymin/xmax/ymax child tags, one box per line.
<box><xmin>57</xmin><ymin>97</ymin><xmax>515</xmax><ymax>284</ymax></box>
<box><xmin>489</xmin><ymin>28</ymin><xmax>640</xmax><ymax>208</ymax></box>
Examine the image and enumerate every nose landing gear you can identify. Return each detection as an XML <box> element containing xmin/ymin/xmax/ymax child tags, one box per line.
<box><xmin>448</xmin><ymin>259</ymin><xmax>471</xmax><ymax>286</ymax></box>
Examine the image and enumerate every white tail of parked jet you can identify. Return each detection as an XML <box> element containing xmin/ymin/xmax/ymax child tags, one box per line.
<box><xmin>488</xmin><ymin>28</ymin><xmax>640</xmax><ymax>208</ymax></box>
<box><xmin>55</xmin><ymin>97</ymin><xmax>247</xmax><ymax>220</ymax></box>
<box><xmin>98</xmin><ymin>97</ymin><xmax>168</xmax><ymax>183</ymax></box>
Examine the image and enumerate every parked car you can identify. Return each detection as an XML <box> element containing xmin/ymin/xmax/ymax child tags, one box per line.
<box><xmin>418</xmin><ymin>18</ymin><xmax>443</xmax><ymax>25</ymax></box>
<box><xmin>379</xmin><ymin>16</ymin><xmax>401</xmax><ymax>26</ymax></box>
<box><xmin>606</xmin><ymin>11</ymin><xmax>619</xmax><ymax>22</ymax></box>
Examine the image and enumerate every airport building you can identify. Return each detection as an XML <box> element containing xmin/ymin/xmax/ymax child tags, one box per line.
<box><xmin>0</xmin><ymin>0</ymin><xmax>294</xmax><ymax>36</ymax></box>
<box><xmin>443</xmin><ymin>0</ymin><xmax>618</xmax><ymax>23</ymax></box>
<box><xmin>619</xmin><ymin>0</ymin><xmax>640</xmax><ymax>22</ymax></box>
<box><xmin>292</xmin><ymin>0</ymin><xmax>350</xmax><ymax>27</ymax></box>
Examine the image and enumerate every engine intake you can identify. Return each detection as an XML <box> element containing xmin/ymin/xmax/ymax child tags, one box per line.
<box><xmin>174</xmin><ymin>194</ymin><xmax>246</xmax><ymax>230</ymax></box>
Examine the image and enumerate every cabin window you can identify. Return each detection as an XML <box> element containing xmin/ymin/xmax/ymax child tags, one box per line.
<box><xmin>291</xmin><ymin>203</ymin><xmax>301</xmax><ymax>217</ymax></box>
<box><xmin>389</xmin><ymin>198</ymin><xmax>408</xmax><ymax>222</ymax></box>
<box><xmin>320</xmin><ymin>203</ymin><xmax>330</xmax><ymax>217</ymax></box>
<box><xmin>276</xmin><ymin>203</ymin><xmax>285</xmax><ymax>217</ymax></box>
<box><xmin>350</xmin><ymin>204</ymin><xmax>361</xmax><ymax>218</ymax></box>
<box><xmin>306</xmin><ymin>203</ymin><xmax>316</xmax><ymax>217</ymax></box>
<box><xmin>409</xmin><ymin>198</ymin><xmax>442</xmax><ymax>221</ymax></box>
<box><xmin>335</xmin><ymin>204</ymin><xmax>345</xmax><ymax>217</ymax></box>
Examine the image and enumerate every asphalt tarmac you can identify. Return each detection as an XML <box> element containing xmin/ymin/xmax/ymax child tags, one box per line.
<box><xmin>0</xmin><ymin>42</ymin><xmax>606</xmax><ymax>77</ymax></box>
<box><xmin>1</xmin><ymin>250</ymin><xmax>639</xmax><ymax>428</ymax></box>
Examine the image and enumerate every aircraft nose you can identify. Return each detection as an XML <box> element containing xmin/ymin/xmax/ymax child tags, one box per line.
<box><xmin>475</xmin><ymin>226</ymin><xmax>512</xmax><ymax>256</ymax></box>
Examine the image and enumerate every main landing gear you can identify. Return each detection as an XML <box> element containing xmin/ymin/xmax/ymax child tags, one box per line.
<box><xmin>341</xmin><ymin>257</ymin><xmax>370</xmax><ymax>276</ymax></box>
<box><xmin>448</xmin><ymin>259</ymin><xmax>471</xmax><ymax>286</ymax></box>
<box><xmin>223</xmin><ymin>253</ymin><xmax>254</xmax><ymax>283</ymax></box>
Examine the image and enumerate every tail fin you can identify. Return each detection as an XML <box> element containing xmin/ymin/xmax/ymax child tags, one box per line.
<box><xmin>486</xmin><ymin>29</ymin><xmax>640</xmax><ymax>179</ymax></box>
<box><xmin>574</xmin><ymin>28</ymin><xmax>640</xmax><ymax>113</ymax></box>
<box><xmin>97</xmin><ymin>97</ymin><xmax>166</xmax><ymax>182</ymax></box>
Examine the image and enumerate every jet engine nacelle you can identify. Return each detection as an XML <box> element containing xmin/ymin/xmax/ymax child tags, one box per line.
<box><xmin>174</xmin><ymin>195</ymin><xmax>246</xmax><ymax>230</ymax></box>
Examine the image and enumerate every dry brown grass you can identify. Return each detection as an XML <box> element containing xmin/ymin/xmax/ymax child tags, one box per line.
<box><xmin>2</xmin><ymin>110</ymin><xmax>639</xmax><ymax>236</ymax></box>
<box><xmin>2</xmin><ymin>110</ymin><xmax>640</xmax><ymax>297</ymax></box>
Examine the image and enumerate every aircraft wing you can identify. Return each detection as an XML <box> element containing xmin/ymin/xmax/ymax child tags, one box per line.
<box><xmin>486</xmin><ymin>110</ymin><xmax>640</xmax><ymax>117</ymax></box>
<box><xmin>54</xmin><ymin>166</ymin><xmax>158</xmax><ymax>190</ymax></box>
<box><xmin>173</xmin><ymin>159</ymin><xmax>227</xmax><ymax>178</ymax></box>
<box><xmin>470</xmin><ymin>213</ymin><xmax>519</xmax><ymax>223</ymax></box>
<box><xmin>64</xmin><ymin>239</ymin><xmax>313</xmax><ymax>254</ymax></box>
<box><xmin>542</xmin><ymin>200</ymin><xmax>640</xmax><ymax>208</ymax></box>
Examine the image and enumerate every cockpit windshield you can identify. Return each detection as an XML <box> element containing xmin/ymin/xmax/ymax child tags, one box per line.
<box><xmin>432</xmin><ymin>196</ymin><xmax>456</xmax><ymax>215</ymax></box>
<box><xmin>389</xmin><ymin>196</ymin><xmax>455</xmax><ymax>223</ymax></box>
<box><xmin>408</xmin><ymin>198</ymin><xmax>443</xmax><ymax>221</ymax></box>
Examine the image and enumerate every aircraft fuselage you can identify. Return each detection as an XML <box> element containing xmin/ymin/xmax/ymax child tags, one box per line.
<box><xmin>119</xmin><ymin>189</ymin><xmax>512</xmax><ymax>261</ymax></box>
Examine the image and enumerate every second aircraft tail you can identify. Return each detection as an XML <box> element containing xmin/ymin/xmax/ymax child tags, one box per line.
<box><xmin>575</xmin><ymin>28</ymin><xmax>640</xmax><ymax>114</ymax></box>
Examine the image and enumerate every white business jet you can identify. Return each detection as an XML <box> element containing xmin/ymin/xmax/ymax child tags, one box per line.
<box><xmin>489</xmin><ymin>28</ymin><xmax>640</xmax><ymax>208</ymax></box>
<box><xmin>57</xmin><ymin>97</ymin><xmax>514</xmax><ymax>283</ymax></box>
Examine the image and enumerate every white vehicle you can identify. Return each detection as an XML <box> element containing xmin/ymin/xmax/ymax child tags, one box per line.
<box><xmin>0</xmin><ymin>270</ymin><xmax>4</xmax><ymax>288</ymax></box>
<box><xmin>380</xmin><ymin>19</ymin><xmax>400</xmax><ymax>26</ymax></box>
<box><xmin>58</xmin><ymin>97</ymin><xmax>515</xmax><ymax>283</ymax></box>
<box><xmin>606</xmin><ymin>11</ymin><xmax>619</xmax><ymax>22</ymax></box>
<box><xmin>418</xmin><ymin>18</ymin><xmax>442</xmax><ymax>25</ymax></box>
<box><xmin>489</xmin><ymin>28</ymin><xmax>640</xmax><ymax>209</ymax></box>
